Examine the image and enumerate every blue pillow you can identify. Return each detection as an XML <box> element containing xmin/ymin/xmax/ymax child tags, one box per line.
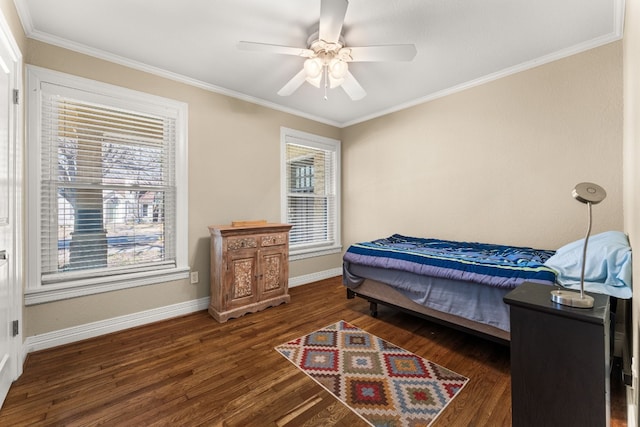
<box><xmin>544</xmin><ymin>231</ymin><xmax>632</xmax><ymax>299</ymax></box>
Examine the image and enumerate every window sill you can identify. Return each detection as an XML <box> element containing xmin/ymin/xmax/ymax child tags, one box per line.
<box><xmin>25</xmin><ymin>266</ymin><xmax>191</xmax><ymax>305</ymax></box>
<box><xmin>289</xmin><ymin>246</ymin><xmax>342</xmax><ymax>261</ymax></box>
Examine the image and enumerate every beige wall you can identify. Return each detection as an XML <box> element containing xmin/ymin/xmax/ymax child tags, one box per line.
<box><xmin>342</xmin><ymin>42</ymin><xmax>623</xmax><ymax>251</ymax></box>
<box><xmin>0</xmin><ymin>0</ymin><xmax>25</xmax><ymax>53</ymax></box>
<box><xmin>623</xmin><ymin>0</ymin><xmax>640</xmax><ymax>421</ymax></box>
<box><xmin>23</xmin><ymin>40</ymin><xmax>342</xmax><ymax>336</ymax></box>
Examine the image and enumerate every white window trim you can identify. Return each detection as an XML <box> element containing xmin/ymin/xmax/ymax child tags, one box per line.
<box><xmin>25</xmin><ymin>65</ymin><xmax>189</xmax><ymax>305</ymax></box>
<box><xmin>280</xmin><ymin>127</ymin><xmax>341</xmax><ymax>260</ymax></box>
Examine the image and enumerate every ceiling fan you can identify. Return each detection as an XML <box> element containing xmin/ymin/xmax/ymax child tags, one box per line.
<box><xmin>238</xmin><ymin>0</ymin><xmax>417</xmax><ymax>100</ymax></box>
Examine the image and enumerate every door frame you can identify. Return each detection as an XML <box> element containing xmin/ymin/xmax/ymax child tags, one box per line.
<box><xmin>0</xmin><ymin>4</ymin><xmax>24</xmax><ymax>403</ymax></box>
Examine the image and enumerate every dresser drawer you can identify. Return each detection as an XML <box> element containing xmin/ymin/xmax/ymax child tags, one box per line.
<box><xmin>227</xmin><ymin>237</ymin><xmax>258</xmax><ymax>251</ymax></box>
<box><xmin>260</xmin><ymin>233</ymin><xmax>288</xmax><ymax>247</ymax></box>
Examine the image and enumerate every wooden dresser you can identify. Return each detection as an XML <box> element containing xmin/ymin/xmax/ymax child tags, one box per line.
<box><xmin>208</xmin><ymin>222</ymin><xmax>292</xmax><ymax>322</ymax></box>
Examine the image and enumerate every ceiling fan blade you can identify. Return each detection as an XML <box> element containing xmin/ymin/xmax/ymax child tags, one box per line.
<box><xmin>277</xmin><ymin>69</ymin><xmax>307</xmax><ymax>96</ymax></box>
<box><xmin>341</xmin><ymin>71</ymin><xmax>366</xmax><ymax>100</ymax></box>
<box><xmin>238</xmin><ymin>41</ymin><xmax>314</xmax><ymax>57</ymax></box>
<box><xmin>319</xmin><ymin>0</ymin><xmax>348</xmax><ymax>43</ymax></box>
<box><xmin>346</xmin><ymin>45</ymin><xmax>417</xmax><ymax>62</ymax></box>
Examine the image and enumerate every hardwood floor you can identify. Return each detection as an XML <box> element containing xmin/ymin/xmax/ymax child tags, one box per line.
<box><xmin>0</xmin><ymin>276</ymin><xmax>628</xmax><ymax>426</ymax></box>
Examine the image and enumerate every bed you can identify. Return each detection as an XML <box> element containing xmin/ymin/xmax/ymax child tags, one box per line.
<box><xmin>343</xmin><ymin>232</ymin><xmax>633</xmax><ymax>345</ymax></box>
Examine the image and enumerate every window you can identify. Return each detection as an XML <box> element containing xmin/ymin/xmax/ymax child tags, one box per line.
<box><xmin>26</xmin><ymin>66</ymin><xmax>189</xmax><ymax>304</ymax></box>
<box><xmin>281</xmin><ymin>127</ymin><xmax>341</xmax><ymax>259</ymax></box>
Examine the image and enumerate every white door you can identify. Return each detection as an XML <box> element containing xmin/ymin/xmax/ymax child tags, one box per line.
<box><xmin>0</xmin><ymin>17</ymin><xmax>20</xmax><ymax>407</ymax></box>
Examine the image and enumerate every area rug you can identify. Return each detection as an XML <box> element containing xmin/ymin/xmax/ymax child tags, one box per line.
<box><xmin>275</xmin><ymin>320</ymin><xmax>469</xmax><ymax>426</ymax></box>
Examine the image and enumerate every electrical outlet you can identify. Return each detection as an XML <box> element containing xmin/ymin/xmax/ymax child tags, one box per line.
<box><xmin>190</xmin><ymin>271</ymin><xmax>199</xmax><ymax>284</ymax></box>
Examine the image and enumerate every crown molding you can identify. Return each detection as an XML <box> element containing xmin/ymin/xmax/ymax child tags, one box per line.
<box><xmin>341</xmin><ymin>31</ymin><xmax>624</xmax><ymax>127</ymax></box>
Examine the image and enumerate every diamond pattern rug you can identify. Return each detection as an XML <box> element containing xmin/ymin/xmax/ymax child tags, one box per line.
<box><xmin>275</xmin><ymin>320</ymin><xmax>469</xmax><ymax>427</ymax></box>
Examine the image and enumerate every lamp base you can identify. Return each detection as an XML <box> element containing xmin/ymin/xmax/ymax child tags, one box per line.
<box><xmin>550</xmin><ymin>289</ymin><xmax>594</xmax><ymax>308</ymax></box>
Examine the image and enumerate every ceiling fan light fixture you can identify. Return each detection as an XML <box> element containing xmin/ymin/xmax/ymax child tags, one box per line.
<box><xmin>239</xmin><ymin>0</ymin><xmax>416</xmax><ymax>100</ymax></box>
<box><xmin>328</xmin><ymin>57</ymin><xmax>348</xmax><ymax>79</ymax></box>
<box><xmin>303</xmin><ymin>57</ymin><xmax>323</xmax><ymax>78</ymax></box>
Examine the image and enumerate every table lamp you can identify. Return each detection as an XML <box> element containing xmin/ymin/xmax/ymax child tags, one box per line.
<box><xmin>550</xmin><ymin>182</ymin><xmax>606</xmax><ymax>308</ymax></box>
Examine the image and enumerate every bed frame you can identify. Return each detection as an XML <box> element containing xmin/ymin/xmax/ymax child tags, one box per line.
<box><xmin>347</xmin><ymin>278</ymin><xmax>633</xmax><ymax>358</ymax></box>
<box><xmin>346</xmin><ymin>277</ymin><xmax>511</xmax><ymax>345</ymax></box>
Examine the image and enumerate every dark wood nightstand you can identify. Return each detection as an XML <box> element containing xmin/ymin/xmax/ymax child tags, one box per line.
<box><xmin>504</xmin><ymin>282</ymin><xmax>610</xmax><ymax>427</ymax></box>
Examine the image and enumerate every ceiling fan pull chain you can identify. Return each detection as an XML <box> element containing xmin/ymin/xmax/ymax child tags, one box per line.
<box><xmin>324</xmin><ymin>66</ymin><xmax>328</xmax><ymax>100</ymax></box>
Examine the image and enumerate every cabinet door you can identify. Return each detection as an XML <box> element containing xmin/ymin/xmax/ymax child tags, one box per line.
<box><xmin>225</xmin><ymin>250</ymin><xmax>258</xmax><ymax>309</ymax></box>
<box><xmin>258</xmin><ymin>247</ymin><xmax>287</xmax><ymax>299</ymax></box>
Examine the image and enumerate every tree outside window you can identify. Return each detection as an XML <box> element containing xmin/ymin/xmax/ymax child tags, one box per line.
<box><xmin>26</xmin><ymin>66</ymin><xmax>188</xmax><ymax>304</ymax></box>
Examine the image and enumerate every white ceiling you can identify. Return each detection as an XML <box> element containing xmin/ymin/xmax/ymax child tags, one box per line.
<box><xmin>15</xmin><ymin>0</ymin><xmax>624</xmax><ymax>127</ymax></box>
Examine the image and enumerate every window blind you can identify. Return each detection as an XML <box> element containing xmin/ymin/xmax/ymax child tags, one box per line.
<box><xmin>40</xmin><ymin>94</ymin><xmax>177</xmax><ymax>284</ymax></box>
<box><xmin>285</xmin><ymin>141</ymin><xmax>337</xmax><ymax>249</ymax></box>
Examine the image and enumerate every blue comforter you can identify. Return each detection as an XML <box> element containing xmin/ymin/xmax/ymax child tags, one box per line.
<box><xmin>343</xmin><ymin>234</ymin><xmax>557</xmax><ymax>289</ymax></box>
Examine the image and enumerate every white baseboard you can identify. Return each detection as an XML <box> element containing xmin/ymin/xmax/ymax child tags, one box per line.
<box><xmin>22</xmin><ymin>268</ymin><xmax>343</xmax><ymax>359</ymax></box>
<box><xmin>627</xmin><ymin>386</ymin><xmax>638</xmax><ymax>427</ymax></box>
<box><xmin>288</xmin><ymin>268</ymin><xmax>342</xmax><ymax>287</ymax></box>
<box><xmin>23</xmin><ymin>296</ymin><xmax>211</xmax><ymax>358</ymax></box>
